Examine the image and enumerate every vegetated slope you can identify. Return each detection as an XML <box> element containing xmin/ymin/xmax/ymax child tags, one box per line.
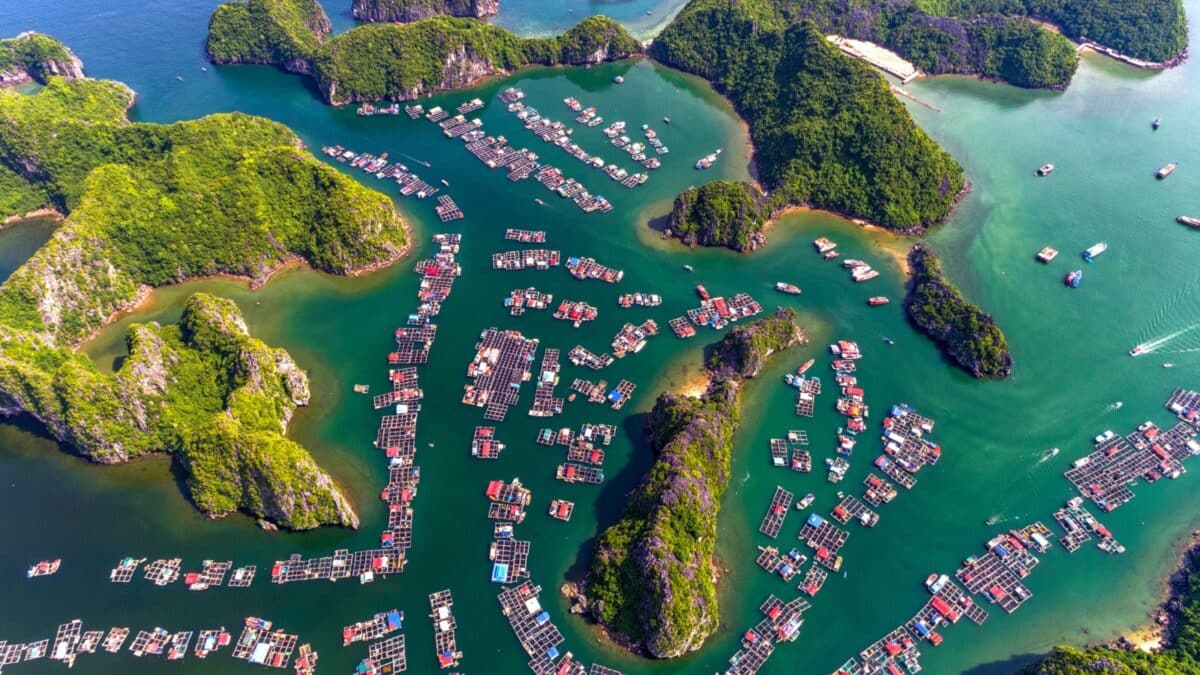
<box><xmin>351</xmin><ymin>0</ymin><xmax>499</xmax><ymax>23</ymax></box>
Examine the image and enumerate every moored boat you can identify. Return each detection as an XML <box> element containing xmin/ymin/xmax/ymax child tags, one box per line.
<box><xmin>1065</xmin><ymin>270</ymin><xmax>1082</xmax><ymax>288</ymax></box>
<box><xmin>1178</xmin><ymin>216</ymin><xmax>1200</xmax><ymax>228</ymax></box>
<box><xmin>696</xmin><ymin>284</ymin><xmax>710</xmax><ymax>300</ymax></box>
<box><xmin>775</xmin><ymin>282</ymin><xmax>802</xmax><ymax>295</ymax></box>
<box><xmin>1036</xmin><ymin>246</ymin><xmax>1058</xmax><ymax>263</ymax></box>
<box><xmin>27</xmin><ymin>559</ymin><xmax>61</xmax><ymax>578</ymax></box>
<box><xmin>1036</xmin><ymin>163</ymin><xmax>1054</xmax><ymax>176</ymax></box>
<box><xmin>1157</xmin><ymin>163</ymin><xmax>1177</xmax><ymax>179</ymax></box>
<box><xmin>868</xmin><ymin>296</ymin><xmax>890</xmax><ymax>306</ymax></box>
<box><xmin>797</xmin><ymin>359</ymin><xmax>815</xmax><ymax>374</ymax></box>
<box><xmin>1083</xmin><ymin>242</ymin><xmax>1107</xmax><ymax>261</ymax></box>
<box><xmin>796</xmin><ymin>493</ymin><xmax>815</xmax><ymax>510</ymax></box>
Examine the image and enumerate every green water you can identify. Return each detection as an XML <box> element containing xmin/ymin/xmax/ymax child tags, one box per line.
<box><xmin>3</xmin><ymin>0</ymin><xmax>1200</xmax><ymax>673</ymax></box>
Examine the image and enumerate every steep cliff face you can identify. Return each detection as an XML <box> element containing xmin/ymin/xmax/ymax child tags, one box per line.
<box><xmin>667</xmin><ymin>181</ymin><xmax>767</xmax><ymax>252</ymax></box>
<box><xmin>0</xmin><ymin>32</ymin><xmax>84</xmax><ymax>87</ymax></box>
<box><xmin>205</xmin><ymin>0</ymin><xmax>331</xmax><ymax>74</ymax></box>
<box><xmin>586</xmin><ymin>309</ymin><xmax>805</xmax><ymax>658</ymax></box>
<box><xmin>351</xmin><ymin>0</ymin><xmax>499</xmax><ymax>22</ymax></box>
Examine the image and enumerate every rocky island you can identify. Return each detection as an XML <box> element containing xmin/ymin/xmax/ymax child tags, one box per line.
<box><xmin>352</xmin><ymin>0</ymin><xmax>499</xmax><ymax>23</ymax></box>
<box><xmin>0</xmin><ymin>38</ymin><xmax>409</xmax><ymax>528</ymax></box>
<box><xmin>585</xmin><ymin>308</ymin><xmax>805</xmax><ymax>658</ymax></box>
<box><xmin>904</xmin><ymin>244</ymin><xmax>1012</xmax><ymax>379</ymax></box>
<box><xmin>207</xmin><ymin>0</ymin><xmax>639</xmax><ymax>104</ymax></box>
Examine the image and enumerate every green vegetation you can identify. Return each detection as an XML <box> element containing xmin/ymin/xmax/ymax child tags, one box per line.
<box><xmin>654</xmin><ymin>2</ymin><xmax>966</xmax><ymax>231</ymax></box>
<box><xmin>1023</xmin><ymin>546</ymin><xmax>1200</xmax><ymax>673</ymax></box>
<box><xmin>351</xmin><ymin>0</ymin><xmax>498</xmax><ymax>23</ymax></box>
<box><xmin>0</xmin><ymin>32</ymin><xmax>81</xmax><ymax>84</ymax></box>
<box><xmin>994</xmin><ymin>0</ymin><xmax>1187</xmax><ymax>63</ymax></box>
<box><xmin>205</xmin><ymin>0</ymin><xmax>331</xmax><ymax>68</ymax></box>
<box><xmin>0</xmin><ymin>58</ymin><xmax>407</xmax><ymax>527</ymax></box>
<box><xmin>587</xmin><ymin>309</ymin><xmax>802</xmax><ymax>657</ymax></box>
<box><xmin>667</xmin><ymin>181</ymin><xmax>767</xmax><ymax>251</ymax></box>
<box><xmin>207</xmin><ymin>0</ymin><xmax>639</xmax><ymax>104</ymax></box>
<box><xmin>905</xmin><ymin>244</ymin><xmax>1012</xmax><ymax>378</ymax></box>
<box><xmin>0</xmin><ymin>164</ymin><xmax>47</xmax><ymax>217</ymax></box>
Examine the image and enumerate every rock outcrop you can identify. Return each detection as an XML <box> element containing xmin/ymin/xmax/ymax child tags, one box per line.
<box><xmin>667</xmin><ymin>181</ymin><xmax>768</xmax><ymax>252</ymax></box>
<box><xmin>586</xmin><ymin>309</ymin><xmax>805</xmax><ymax>658</ymax></box>
<box><xmin>0</xmin><ymin>32</ymin><xmax>84</xmax><ymax>87</ymax></box>
<box><xmin>351</xmin><ymin>0</ymin><xmax>499</xmax><ymax>22</ymax></box>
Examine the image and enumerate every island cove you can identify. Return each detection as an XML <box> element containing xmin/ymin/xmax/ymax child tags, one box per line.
<box><xmin>0</xmin><ymin>45</ymin><xmax>410</xmax><ymax>529</ymax></box>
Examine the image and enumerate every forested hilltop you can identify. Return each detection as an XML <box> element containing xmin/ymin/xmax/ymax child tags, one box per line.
<box><xmin>351</xmin><ymin>0</ymin><xmax>499</xmax><ymax>23</ymax></box>
<box><xmin>207</xmin><ymin>0</ymin><xmax>639</xmax><ymax>104</ymax></box>
<box><xmin>655</xmin><ymin>3</ymin><xmax>966</xmax><ymax>235</ymax></box>
<box><xmin>0</xmin><ymin>36</ymin><xmax>411</xmax><ymax>529</ymax></box>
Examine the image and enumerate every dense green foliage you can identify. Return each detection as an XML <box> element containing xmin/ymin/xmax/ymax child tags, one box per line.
<box><xmin>0</xmin><ymin>32</ymin><xmax>78</xmax><ymax>83</ymax></box>
<box><xmin>0</xmin><ymin>66</ymin><xmax>405</xmax><ymax>527</ymax></box>
<box><xmin>0</xmin><ymin>164</ymin><xmax>47</xmax><ymax>217</ymax></box>
<box><xmin>207</xmin><ymin>0</ymin><xmax>639</xmax><ymax>104</ymax></box>
<box><xmin>905</xmin><ymin>244</ymin><xmax>1012</xmax><ymax>378</ymax></box>
<box><xmin>587</xmin><ymin>310</ymin><xmax>801</xmax><ymax>657</ymax></box>
<box><xmin>351</xmin><ymin>0</ymin><xmax>497</xmax><ymax>22</ymax></box>
<box><xmin>205</xmin><ymin>0</ymin><xmax>331</xmax><ymax>67</ymax></box>
<box><xmin>654</xmin><ymin>3</ymin><xmax>965</xmax><ymax>231</ymax></box>
<box><xmin>1024</xmin><ymin>547</ymin><xmax>1200</xmax><ymax>673</ymax></box>
<box><xmin>668</xmin><ymin>181</ymin><xmax>767</xmax><ymax>251</ymax></box>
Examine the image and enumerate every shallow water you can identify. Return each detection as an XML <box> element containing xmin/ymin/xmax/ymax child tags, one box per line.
<box><xmin>2</xmin><ymin>0</ymin><xmax>1200</xmax><ymax>673</ymax></box>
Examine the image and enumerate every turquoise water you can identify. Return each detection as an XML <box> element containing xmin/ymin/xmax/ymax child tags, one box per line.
<box><xmin>2</xmin><ymin>0</ymin><xmax>1200</xmax><ymax>673</ymax></box>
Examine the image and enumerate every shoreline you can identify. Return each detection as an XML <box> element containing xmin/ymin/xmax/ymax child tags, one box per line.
<box><xmin>1</xmin><ymin>207</ymin><xmax>64</xmax><ymax>228</ymax></box>
<box><xmin>1114</xmin><ymin>531</ymin><xmax>1200</xmax><ymax>653</ymax></box>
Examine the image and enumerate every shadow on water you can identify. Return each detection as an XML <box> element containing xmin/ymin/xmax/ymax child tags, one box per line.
<box><xmin>959</xmin><ymin>652</ymin><xmax>1044</xmax><ymax>675</ymax></box>
<box><xmin>563</xmin><ymin>410</ymin><xmax>655</xmax><ymax>582</ymax></box>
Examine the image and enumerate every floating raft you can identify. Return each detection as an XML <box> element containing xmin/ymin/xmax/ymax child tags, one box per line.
<box><xmin>611</xmin><ymin>320</ymin><xmax>657</xmax><ymax>358</ymax></box>
<box><xmin>507</xmin><ymin>287</ymin><xmax>553</xmax><ymax>316</ymax></box>
<box><xmin>486</xmin><ymin>478</ymin><xmax>530</xmax><ymax>523</ymax></box>
<box><xmin>567</xmin><ymin>345</ymin><xmax>613</xmax><ymax>370</ymax></box>
<box><xmin>435</xmin><ymin>194</ymin><xmax>463</xmax><ymax>222</ymax></box>
<box><xmin>758</xmin><ymin>486</ymin><xmax>794</xmax><ymax>538</ymax></box>
<box><xmin>270</xmin><ymin>549</ymin><xmax>405</xmax><ymax>584</ymax></box>
<box><xmin>530</xmin><ymin>348</ymin><xmax>564</xmax><ymax>417</ymax></box>
<box><xmin>859</xmin><ymin>626</ymin><xmax>921</xmax><ymax>675</ymax></box>
<box><xmin>566</xmin><ymin>256</ymin><xmax>624</xmax><ymax>283</ymax></box>
<box><xmin>229</xmin><ymin>565</ymin><xmax>257</xmax><ymax>588</ymax></box>
<box><xmin>195</xmin><ymin>628</ymin><xmax>231</xmax><ymax>658</ymax></box>
<box><xmin>184</xmin><ymin>559</ymin><xmax>231</xmax><ymax>590</ymax></box>
<box><xmin>955</xmin><ymin>534</ymin><xmax>1038</xmax><ymax>613</ymax></box>
<box><xmin>342</xmin><ymin>609</ymin><xmax>403</xmax><ymax>646</ymax></box>
<box><xmin>505</xmin><ymin>228</ymin><xmax>546</xmax><ymax>243</ymax></box>
<box><xmin>549</xmin><ymin>499</ymin><xmax>575</xmax><ymax>521</ymax></box>
<box><xmin>555</xmin><ymin>463</ymin><xmax>604</xmax><ymax>485</ymax></box>
<box><xmin>390</xmin><ymin>325</ymin><xmax>438</xmax><ymax>366</ymax></box>
<box><xmin>832</xmin><ymin>495</ymin><xmax>879</xmax><ymax>528</ymax></box>
<box><xmin>490</xmin><ymin>539</ymin><xmax>532</xmax><ymax>584</ymax></box>
<box><xmin>167</xmin><ymin>631</ymin><xmax>193</xmax><ymax>660</ymax></box>
<box><xmin>102</xmin><ymin>628</ymin><xmax>130</xmax><ymax>653</ymax></box>
<box><xmin>293</xmin><ymin>644</ymin><xmax>318</xmax><ymax>674</ymax></box>
<box><xmin>570</xmin><ymin>378</ymin><xmax>608</xmax><ymax>404</ymax></box>
<box><xmin>668</xmin><ymin>316</ymin><xmax>696</xmax><ymax>338</ymax></box>
<box><xmin>130</xmin><ymin>628</ymin><xmax>170</xmax><ymax>657</ymax></box>
<box><xmin>356</xmin><ymin>634</ymin><xmax>407</xmax><ymax>674</ymax></box>
<box><xmin>553</xmin><ymin>300</ymin><xmax>598</xmax><ymax>327</ymax></box>
<box><xmin>798</xmin><ymin>513</ymin><xmax>849</xmax><ymax>571</ymax></box>
<box><xmin>498</xmin><ymin>583</ymin><xmax>566</xmax><ymax>675</ymax></box>
<box><xmin>143</xmin><ymin>558</ymin><xmax>182</xmax><ymax>586</ymax></box>
<box><xmin>566</xmin><ymin>438</ymin><xmax>605</xmax><ymax>466</ymax></box>
<box><xmin>608</xmin><ymin>380</ymin><xmax>636</xmax><ymax>410</ymax></box>
<box><xmin>769</xmin><ymin>439</ymin><xmax>788</xmax><ymax>467</ymax></box>
<box><xmin>790</xmin><ymin>449</ymin><xmax>812</xmax><ymax>473</ymax></box>
<box><xmin>473</xmin><ymin>426</ymin><xmax>506</xmax><ymax>460</ymax></box>
<box><xmin>50</xmin><ymin>619</ymin><xmax>82</xmax><ymax>667</ymax></box>
<box><xmin>109</xmin><ymin>556</ymin><xmax>145</xmax><ymax>583</ymax></box>
<box><xmin>862</xmin><ymin>473</ymin><xmax>898</xmax><ymax>506</ymax></box>
<box><xmin>799</xmin><ymin>563</ymin><xmax>828</xmax><ymax>597</ymax></box>
<box><xmin>77</xmin><ymin>631</ymin><xmax>102</xmax><ymax>654</ymax></box>
<box><xmin>580</xmin><ymin>423</ymin><xmax>616</xmax><ymax>445</ymax></box>
<box><xmin>462</xmin><ymin>328</ymin><xmax>539</xmax><ymax>422</ymax></box>
<box><xmin>492</xmin><ymin>249</ymin><xmax>561</xmax><ymax>271</ymax></box>
<box><xmin>232</xmin><ymin>617</ymin><xmax>297</xmax><ymax>669</ymax></box>
<box><xmin>429</xmin><ymin>590</ymin><xmax>462</xmax><ymax>669</ymax></box>
<box><xmin>724</xmin><ymin>595</ymin><xmax>810</xmax><ymax>674</ymax></box>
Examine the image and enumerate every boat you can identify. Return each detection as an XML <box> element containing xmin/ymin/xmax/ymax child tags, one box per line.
<box><xmin>796</xmin><ymin>493</ymin><xmax>815</xmax><ymax>510</ymax></box>
<box><xmin>1153</xmin><ymin>117</ymin><xmax>1162</xmax><ymax>130</ymax></box>
<box><xmin>1157</xmin><ymin>163</ymin><xmax>1177</xmax><ymax>179</ymax></box>
<box><xmin>695</xmin><ymin>148</ymin><xmax>723</xmax><ymax>170</ymax></box>
<box><xmin>842</xmin><ymin>259</ymin><xmax>866</xmax><ymax>269</ymax></box>
<box><xmin>1065</xmin><ymin>270</ymin><xmax>1082</xmax><ymax>288</ymax></box>
<box><xmin>683</xmin><ymin>264</ymin><xmax>694</xmax><ymax>272</ymax></box>
<box><xmin>353</xmin><ymin>384</ymin><xmax>370</xmax><ymax>394</ymax></box>
<box><xmin>1130</xmin><ymin>344</ymin><xmax>1146</xmax><ymax>357</ymax></box>
<box><xmin>797</xmin><ymin>359</ymin><xmax>815</xmax><ymax>374</ymax></box>
<box><xmin>696</xmin><ymin>284</ymin><xmax>710</xmax><ymax>300</ymax></box>
<box><xmin>812</xmin><ymin>237</ymin><xmax>837</xmax><ymax>253</ymax></box>
<box><xmin>534</xmin><ymin>198</ymin><xmax>544</xmax><ymax>205</ymax></box>
<box><xmin>27</xmin><ymin>559</ymin><xmax>61</xmax><ymax>578</ymax></box>
<box><xmin>663</xmin><ymin>116</ymin><xmax>671</xmax><ymax>124</ymax></box>
<box><xmin>867</xmin><ymin>296</ymin><xmax>890</xmax><ymax>306</ymax></box>
<box><xmin>613</xmin><ymin>75</ymin><xmax>624</xmax><ymax>84</ymax></box>
<box><xmin>1036</xmin><ymin>247</ymin><xmax>1058</xmax><ymax>263</ymax></box>
<box><xmin>883</xmin><ymin>337</ymin><xmax>894</xmax><ymax>345</ymax></box>
<box><xmin>1083</xmin><ymin>242</ymin><xmax>1108</xmax><ymax>261</ymax></box>
<box><xmin>1164</xmin><ymin>363</ymin><xmax>1175</xmax><ymax>368</ymax></box>
<box><xmin>925</xmin><ymin>574</ymin><xmax>950</xmax><ymax>594</ymax></box>
<box><xmin>1036</xmin><ymin>163</ymin><xmax>1054</xmax><ymax>176</ymax></box>
<box><xmin>1042</xmin><ymin>447</ymin><xmax>1060</xmax><ymax>460</ymax></box>
<box><xmin>985</xmin><ymin>516</ymin><xmax>999</xmax><ymax>526</ymax></box>
<box><xmin>775</xmin><ymin>282</ymin><xmax>802</xmax><ymax>295</ymax></box>
<box><xmin>440</xmin><ymin>179</ymin><xmax>449</xmax><ymax>187</ymax></box>
<box><xmin>1177</xmin><ymin>216</ymin><xmax>1200</xmax><ymax>228</ymax></box>
<box><xmin>1110</xmin><ymin>401</ymin><xmax>1123</xmax><ymax>410</ymax></box>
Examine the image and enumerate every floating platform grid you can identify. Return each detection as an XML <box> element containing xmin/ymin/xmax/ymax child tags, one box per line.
<box><xmin>955</xmin><ymin>534</ymin><xmax>1038</xmax><ymax>613</ymax></box>
<box><xmin>229</xmin><ymin>565</ymin><xmax>257</xmax><ymax>588</ymax></box>
<box><xmin>798</xmin><ymin>513</ymin><xmax>850</xmax><ymax>571</ymax></box>
<box><xmin>874</xmin><ymin>455</ymin><xmax>918</xmax><ymax>490</ymax></box>
<box><xmin>184</xmin><ymin>559</ymin><xmax>231</xmax><ymax>590</ymax></box>
<box><xmin>608</xmin><ymin>380</ymin><xmax>636</xmax><ymax>410</ymax></box>
<box><xmin>1064</xmin><ymin>416</ymin><xmax>1197</xmax><ymax>512</ymax></box>
<box><xmin>293</xmin><ymin>644</ymin><xmax>318</xmax><ymax>675</ymax></box>
<box><xmin>859</xmin><ymin>626</ymin><xmax>922</xmax><ymax>675</ymax></box>
<box><xmin>435</xmin><ymin>195</ymin><xmax>463</xmax><ymax>222</ymax></box>
<box><xmin>567</xmin><ymin>345</ymin><xmax>613</xmax><ymax>371</ymax></box>
<box><xmin>167</xmin><ymin>631</ymin><xmax>193</xmax><ymax>660</ymax></box>
<box><xmin>194</xmin><ymin>628</ymin><xmax>231</xmax><ymax>658</ymax></box>
<box><xmin>505</xmin><ymin>228</ymin><xmax>546</xmax><ymax>243</ymax></box>
<box><xmin>790</xmin><ymin>449</ymin><xmax>812</xmax><ymax>473</ymax></box>
<box><xmin>769</xmin><ymin>439</ymin><xmax>788</xmax><ymax>467</ymax></box>
<box><xmin>580</xmin><ymin>423</ymin><xmax>616</xmax><ymax>445</ymax></box>
<box><xmin>566</xmin><ymin>256</ymin><xmax>624</xmax><ymax>283</ymax></box>
<box><xmin>77</xmin><ymin>631</ymin><xmax>103</xmax><ymax>654</ymax></box>
<box><xmin>570</xmin><ymin>378</ymin><xmax>608</xmax><ymax>404</ymax></box>
<box><xmin>832</xmin><ymin>495</ymin><xmax>879</xmax><ymax>528</ymax></box>
<box><xmin>143</xmin><ymin>558</ymin><xmax>181</xmax><ymax>586</ymax></box>
<box><xmin>556</xmin><ymin>463</ymin><xmax>604</xmax><ymax>485</ymax></box>
<box><xmin>507</xmin><ymin>287</ymin><xmax>554</xmax><ymax>316</ymax></box>
<box><xmin>530</xmin><ymin>348</ymin><xmax>565</xmax><ymax>417</ymax></box>
<box><xmin>50</xmin><ymin>619</ymin><xmax>82</xmax><ymax>668</ymax></box>
<box><xmin>1010</xmin><ymin>522</ymin><xmax>1055</xmax><ymax>554</ymax></box>
<box><xmin>374</xmin><ymin>367</ymin><xmax>423</xmax><ymax>409</ymax></box>
<box><xmin>566</xmin><ymin>438</ymin><xmax>605</xmax><ymax>466</ymax></box>
<box><xmin>758</xmin><ymin>486</ymin><xmax>795</xmax><ymax>538</ymax></box>
<box><xmin>231</xmin><ymin>617</ymin><xmax>297</xmax><ymax>669</ymax></box>
<box><xmin>724</xmin><ymin>595</ymin><xmax>810</xmax><ymax>674</ymax></box>
<box><xmin>473</xmin><ymin>426</ymin><xmax>506</xmax><ymax>460</ymax></box>
<box><xmin>498</xmin><ymin>583</ymin><xmax>566</xmax><ymax>674</ymax></box>
<box><xmin>429</xmin><ymin>590</ymin><xmax>462</xmax><ymax>670</ymax></box>
<box><xmin>756</xmin><ymin>546</ymin><xmax>783</xmax><ymax>575</ymax></box>
<box><xmin>102</xmin><ymin>628</ymin><xmax>130</xmax><ymax>653</ymax></box>
<box><xmin>270</xmin><ymin>549</ymin><xmax>405</xmax><ymax>584</ymax></box>
<box><xmin>492</xmin><ymin>249</ymin><xmax>561</xmax><ymax>271</ymax></box>
<box><xmin>359</xmin><ymin>634</ymin><xmax>407</xmax><ymax>673</ymax></box>
<box><xmin>611</xmin><ymin>320</ymin><xmax>657</xmax><ymax>358</ymax></box>
<box><xmin>130</xmin><ymin>628</ymin><xmax>169</xmax><ymax>657</ymax></box>
<box><xmin>342</xmin><ymin>609</ymin><xmax>403</xmax><ymax>646</ymax></box>
<box><xmin>109</xmin><ymin>557</ymin><xmax>145</xmax><ymax>583</ymax></box>
<box><xmin>0</xmin><ymin>641</ymin><xmax>24</xmax><ymax>666</ymax></box>
<box><xmin>389</xmin><ymin>325</ymin><xmax>438</xmax><ymax>366</ymax></box>
<box><xmin>462</xmin><ymin>328</ymin><xmax>539</xmax><ymax>422</ymax></box>
<box><xmin>490</xmin><ymin>539</ymin><xmax>532</xmax><ymax>584</ymax></box>
<box><xmin>862</xmin><ymin>473</ymin><xmax>898</xmax><ymax>506</ymax></box>
<box><xmin>668</xmin><ymin>316</ymin><xmax>696</xmax><ymax>338</ymax></box>
<box><xmin>799</xmin><ymin>564</ymin><xmax>828</xmax><ymax>597</ymax></box>
<box><xmin>549</xmin><ymin>499</ymin><xmax>575</xmax><ymax>521</ymax></box>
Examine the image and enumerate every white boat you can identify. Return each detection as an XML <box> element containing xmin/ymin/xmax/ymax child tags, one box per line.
<box><xmin>1036</xmin><ymin>163</ymin><xmax>1054</xmax><ymax>176</ymax></box>
<box><xmin>1083</xmin><ymin>242</ymin><xmax>1107</xmax><ymax>261</ymax></box>
<box><xmin>1157</xmin><ymin>163</ymin><xmax>1177</xmax><ymax>179</ymax></box>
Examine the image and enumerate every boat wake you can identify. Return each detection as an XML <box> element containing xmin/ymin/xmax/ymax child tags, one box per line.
<box><xmin>1035</xmin><ymin>447</ymin><xmax>1060</xmax><ymax>464</ymax></box>
<box><xmin>1133</xmin><ymin>323</ymin><xmax>1200</xmax><ymax>355</ymax></box>
<box><xmin>1106</xmin><ymin>401</ymin><xmax>1123</xmax><ymax>412</ymax></box>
